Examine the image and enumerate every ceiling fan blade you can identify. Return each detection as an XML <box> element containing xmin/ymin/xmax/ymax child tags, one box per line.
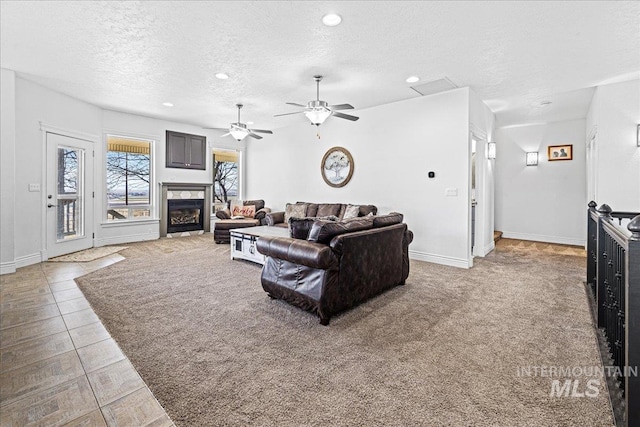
<box><xmin>250</xmin><ymin>129</ymin><xmax>273</xmax><ymax>134</ymax></box>
<box><xmin>220</xmin><ymin>132</ymin><xmax>231</xmax><ymax>137</ymax></box>
<box><xmin>329</xmin><ymin>103</ymin><xmax>354</xmax><ymax>111</ymax></box>
<box><xmin>203</xmin><ymin>127</ymin><xmax>229</xmax><ymax>131</ymax></box>
<box><xmin>286</xmin><ymin>102</ymin><xmax>306</xmax><ymax>107</ymax></box>
<box><xmin>247</xmin><ymin>132</ymin><xmax>263</xmax><ymax>140</ymax></box>
<box><xmin>332</xmin><ymin>111</ymin><xmax>359</xmax><ymax>121</ymax></box>
<box><xmin>274</xmin><ymin>111</ymin><xmax>304</xmax><ymax>117</ymax></box>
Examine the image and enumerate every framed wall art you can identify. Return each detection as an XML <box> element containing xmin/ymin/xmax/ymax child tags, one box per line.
<box><xmin>321</xmin><ymin>147</ymin><xmax>354</xmax><ymax>188</ymax></box>
<box><xmin>547</xmin><ymin>144</ymin><xmax>573</xmax><ymax>161</ymax></box>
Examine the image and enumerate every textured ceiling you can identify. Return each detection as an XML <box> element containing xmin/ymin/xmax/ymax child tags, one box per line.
<box><xmin>1</xmin><ymin>1</ymin><xmax>638</xmax><ymax>129</ymax></box>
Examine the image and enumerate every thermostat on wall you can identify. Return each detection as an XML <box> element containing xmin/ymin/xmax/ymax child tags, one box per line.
<box><xmin>428</xmin><ymin>171</ymin><xmax>435</xmax><ymax>178</ymax></box>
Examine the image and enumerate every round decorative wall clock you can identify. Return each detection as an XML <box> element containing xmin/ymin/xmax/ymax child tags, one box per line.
<box><xmin>321</xmin><ymin>147</ymin><xmax>354</xmax><ymax>188</ymax></box>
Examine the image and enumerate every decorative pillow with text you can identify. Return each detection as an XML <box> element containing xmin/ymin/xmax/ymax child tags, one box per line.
<box><xmin>231</xmin><ymin>204</ymin><xmax>256</xmax><ymax>218</ymax></box>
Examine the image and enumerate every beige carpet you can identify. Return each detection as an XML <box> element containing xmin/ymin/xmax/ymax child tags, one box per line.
<box><xmin>75</xmin><ymin>235</ymin><xmax>613</xmax><ymax>426</ymax></box>
<box><xmin>48</xmin><ymin>246</ymin><xmax>128</xmax><ymax>262</ymax></box>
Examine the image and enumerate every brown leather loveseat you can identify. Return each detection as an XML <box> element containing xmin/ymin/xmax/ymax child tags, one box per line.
<box><xmin>257</xmin><ymin>213</ymin><xmax>413</xmax><ymax>325</ymax></box>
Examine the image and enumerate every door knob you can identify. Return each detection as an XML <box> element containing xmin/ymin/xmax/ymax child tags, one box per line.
<box><xmin>47</xmin><ymin>204</ymin><xmax>57</xmax><ymax>208</ymax></box>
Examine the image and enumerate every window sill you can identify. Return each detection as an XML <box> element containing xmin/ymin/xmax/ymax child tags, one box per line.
<box><xmin>101</xmin><ymin>218</ymin><xmax>159</xmax><ymax>228</ymax></box>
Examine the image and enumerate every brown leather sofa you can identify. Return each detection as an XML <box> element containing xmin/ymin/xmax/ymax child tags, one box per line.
<box><xmin>257</xmin><ymin>213</ymin><xmax>413</xmax><ymax>325</ymax></box>
<box><xmin>265</xmin><ymin>202</ymin><xmax>377</xmax><ymax>228</ymax></box>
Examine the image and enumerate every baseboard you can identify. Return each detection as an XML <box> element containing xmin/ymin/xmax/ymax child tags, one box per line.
<box><xmin>15</xmin><ymin>253</ymin><xmax>44</xmax><ymax>269</ymax></box>
<box><xmin>484</xmin><ymin>240</ymin><xmax>496</xmax><ymax>255</ymax></box>
<box><xmin>473</xmin><ymin>240</ymin><xmax>496</xmax><ymax>257</ymax></box>
<box><xmin>501</xmin><ymin>231</ymin><xmax>585</xmax><ymax>247</ymax></box>
<box><xmin>409</xmin><ymin>250</ymin><xmax>470</xmax><ymax>269</ymax></box>
<box><xmin>0</xmin><ymin>261</ymin><xmax>16</xmax><ymax>275</ymax></box>
<box><xmin>95</xmin><ymin>232</ymin><xmax>159</xmax><ymax>247</ymax></box>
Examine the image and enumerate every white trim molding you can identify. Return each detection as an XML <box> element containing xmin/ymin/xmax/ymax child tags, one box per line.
<box><xmin>501</xmin><ymin>231</ymin><xmax>586</xmax><ymax>247</ymax></box>
<box><xmin>1</xmin><ymin>261</ymin><xmax>16</xmax><ymax>275</ymax></box>
<box><xmin>15</xmin><ymin>253</ymin><xmax>44</xmax><ymax>269</ymax></box>
<box><xmin>409</xmin><ymin>250</ymin><xmax>471</xmax><ymax>269</ymax></box>
<box><xmin>40</xmin><ymin>122</ymin><xmax>99</xmax><ymax>143</ymax></box>
<box><xmin>95</xmin><ymin>231</ymin><xmax>159</xmax><ymax>247</ymax></box>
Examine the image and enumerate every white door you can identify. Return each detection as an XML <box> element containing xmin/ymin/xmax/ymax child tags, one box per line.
<box><xmin>46</xmin><ymin>133</ymin><xmax>94</xmax><ymax>258</ymax></box>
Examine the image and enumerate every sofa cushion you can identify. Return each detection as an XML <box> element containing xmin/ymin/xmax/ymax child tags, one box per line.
<box><xmin>308</xmin><ymin>217</ymin><xmax>374</xmax><ymax>244</ymax></box>
<box><xmin>343</xmin><ymin>204</ymin><xmax>360</xmax><ymax>219</ymax></box>
<box><xmin>359</xmin><ymin>205</ymin><xmax>378</xmax><ymax>216</ymax></box>
<box><xmin>316</xmin><ymin>203</ymin><xmax>342</xmax><ymax>218</ymax></box>
<box><xmin>373</xmin><ymin>212</ymin><xmax>403</xmax><ymax>228</ymax></box>
<box><xmin>215</xmin><ymin>209</ymin><xmax>231</xmax><ymax>220</ymax></box>
<box><xmin>305</xmin><ymin>203</ymin><xmax>319</xmax><ymax>218</ymax></box>
<box><xmin>284</xmin><ymin>203</ymin><xmax>308</xmax><ymax>224</ymax></box>
<box><xmin>289</xmin><ymin>215</ymin><xmax>338</xmax><ymax>239</ymax></box>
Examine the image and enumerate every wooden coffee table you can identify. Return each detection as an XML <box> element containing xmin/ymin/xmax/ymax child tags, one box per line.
<box><xmin>229</xmin><ymin>225</ymin><xmax>289</xmax><ymax>265</ymax></box>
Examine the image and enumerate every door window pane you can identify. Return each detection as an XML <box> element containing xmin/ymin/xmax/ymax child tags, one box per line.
<box><xmin>57</xmin><ymin>147</ymin><xmax>83</xmax><ymax>240</ymax></box>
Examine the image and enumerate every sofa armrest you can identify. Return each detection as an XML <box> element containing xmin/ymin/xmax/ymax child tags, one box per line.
<box><xmin>265</xmin><ymin>211</ymin><xmax>285</xmax><ymax>226</ymax></box>
<box><xmin>254</xmin><ymin>207</ymin><xmax>272</xmax><ymax>221</ymax></box>
<box><xmin>257</xmin><ymin>237</ymin><xmax>338</xmax><ymax>270</ymax></box>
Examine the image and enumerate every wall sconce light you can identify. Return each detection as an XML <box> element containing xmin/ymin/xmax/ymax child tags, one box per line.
<box><xmin>487</xmin><ymin>142</ymin><xmax>496</xmax><ymax>159</ymax></box>
<box><xmin>526</xmin><ymin>152</ymin><xmax>539</xmax><ymax>166</ymax></box>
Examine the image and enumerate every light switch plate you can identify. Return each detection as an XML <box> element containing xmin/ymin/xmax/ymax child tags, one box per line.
<box><xmin>445</xmin><ymin>188</ymin><xmax>458</xmax><ymax>197</ymax></box>
<box><xmin>28</xmin><ymin>183</ymin><xmax>41</xmax><ymax>192</ymax></box>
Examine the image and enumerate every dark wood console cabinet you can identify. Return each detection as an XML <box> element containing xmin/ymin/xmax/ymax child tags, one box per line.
<box><xmin>166</xmin><ymin>130</ymin><xmax>206</xmax><ymax>170</ymax></box>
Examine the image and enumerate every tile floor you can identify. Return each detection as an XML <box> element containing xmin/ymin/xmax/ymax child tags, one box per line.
<box><xmin>0</xmin><ymin>254</ymin><xmax>174</xmax><ymax>427</ymax></box>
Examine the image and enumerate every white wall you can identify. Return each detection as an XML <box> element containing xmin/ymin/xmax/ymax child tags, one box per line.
<box><xmin>14</xmin><ymin>77</ymin><xmax>102</xmax><ymax>264</ymax></box>
<box><xmin>247</xmin><ymin>88</ymin><xmax>473</xmax><ymax>268</ymax></box>
<box><xmin>1</xmin><ymin>69</ymin><xmax>16</xmax><ymax>274</ymax></box>
<box><xmin>469</xmin><ymin>89</ymin><xmax>496</xmax><ymax>256</ymax></box>
<box><xmin>98</xmin><ymin>110</ymin><xmax>231</xmax><ymax>246</ymax></box>
<box><xmin>495</xmin><ymin>119</ymin><xmax>587</xmax><ymax>246</ymax></box>
<box><xmin>1</xmin><ymin>74</ymin><xmax>233</xmax><ymax>270</ymax></box>
<box><xmin>586</xmin><ymin>79</ymin><xmax>640</xmax><ymax>211</ymax></box>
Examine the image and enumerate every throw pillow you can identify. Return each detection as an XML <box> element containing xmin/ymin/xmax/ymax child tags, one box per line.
<box><xmin>289</xmin><ymin>215</ymin><xmax>338</xmax><ymax>239</ymax></box>
<box><xmin>307</xmin><ymin>217</ymin><xmax>373</xmax><ymax>244</ymax></box>
<box><xmin>231</xmin><ymin>204</ymin><xmax>256</xmax><ymax>218</ymax></box>
<box><xmin>284</xmin><ymin>203</ymin><xmax>308</xmax><ymax>224</ymax></box>
<box><xmin>343</xmin><ymin>204</ymin><xmax>360</xmax><ymax>219</ymax></box>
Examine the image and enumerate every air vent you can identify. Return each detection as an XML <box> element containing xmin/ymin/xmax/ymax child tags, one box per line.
<box><xmin>410</xmin><ymin>77</ymin><xmax>458</xmax><ymax>96</ymax></box>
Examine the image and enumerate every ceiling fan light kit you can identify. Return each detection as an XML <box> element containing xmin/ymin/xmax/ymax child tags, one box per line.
<box><xmin>276</xmin><ymin>75</ymin><xmax>359</xmax><ymax>128</ymax></box>
<box><xmin>204</xmin><ymin>103</ymin><xmax>273</xmax><ymax>142</ymax></box>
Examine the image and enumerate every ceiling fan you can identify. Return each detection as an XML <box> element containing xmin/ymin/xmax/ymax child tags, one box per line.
<box><xmin>204</xmin><ymin>104</ymin><xmax>273</xmax><ymax>141</ymax></box>
<box><xmin>275</xmin><ymin>75</ymin><xmax>359</xmax><ymax>126</ymax></box>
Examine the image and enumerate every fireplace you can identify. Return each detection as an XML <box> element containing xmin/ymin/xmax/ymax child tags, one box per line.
<box><xmin>167</xmin><ymin>199</ymin><xmax>205</xmax><ymax>233</ymax></box>
<box><xmin>159</xmin><ymin>182</ymin><xmax>212</xmax><ymax>237</ymax></box>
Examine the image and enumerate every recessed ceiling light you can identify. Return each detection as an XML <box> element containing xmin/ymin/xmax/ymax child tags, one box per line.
<box><xmin>246</xmin><ymin>121</ymin><xmax>254</xmax><ymax>125</ymax></box>
<box><xmin>215</xmin><ymin>73</ymin><xmax>229</xmax><ymax>80</ymax></box>
<box><xmin>322</xmin><ymin>13</ymin><xmax>342</xmax><ymax>26</ymax></box>
<box><xmin>406</xmin><ymin>76</ymin><xmax>420</xmax><ymax>83</ymax></box>
<box><xmin>162</xmin><ymin>102</ymin><xmax>174</xmax><ymax>107</ymax></box>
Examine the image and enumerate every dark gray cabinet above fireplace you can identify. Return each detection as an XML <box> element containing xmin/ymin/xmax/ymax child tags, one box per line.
<box><xmin>166</xmin><ymin>130</ymin><xmax>206</xmax><ymax>170</ymax></box>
